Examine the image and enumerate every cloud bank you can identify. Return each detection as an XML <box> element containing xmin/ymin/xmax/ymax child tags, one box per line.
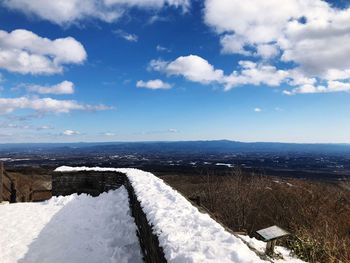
<box><xmin>202</xmin><ymin>0</ymin><xmax>350</xmax><ymax>94</ymax></box>
<box><xmin>26</xmin><ymin>81</ymin><xmax>75</xmax><ymax>95</ymax></box>
<box><xmin>0</xmin><ymin>97</ymin><xmax>111</xmax><ymax>114</ymax></box>
<box><xmin>2</xmin><ymin>0</ymin><xmax>190</xmax><ymax>26</ymax></box>
<box><xmin>63</xmin><ymin>129</ymin><xmax>80</xmax><ymax>136</ymax></box>
<box><xmin>0</xmin><ymin>29</ymin><xmax>86</xmax><ymax>75</ymax></box>
<box><xmin>149</xmin><ymin>55</ymin><xmax>288</xmax><ymax>90</ymax></box>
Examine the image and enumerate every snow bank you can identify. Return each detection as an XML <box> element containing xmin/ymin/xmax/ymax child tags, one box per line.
<box><xmin>121</xmin><ymin>168</ymin><xmax>268</xmax><ymax>263</ymax></box>
<box><xmin>55</xmin><ymin>166</ymin><xmax>267</xmax><ymax>263</ymax></box>
<box><xmin>0</xmin><ymin>186</ymin><xmax>142</xmax><ymax>263</ymax></box>
<box><xmin>239</xmin><ymin>235</ymin><xmax>305</xmax><ymax>263</ymax></box>
<box><xmin>55</xmin><ymin>166</ymin><xmax>307</xmax><ymax>262</ymax></box>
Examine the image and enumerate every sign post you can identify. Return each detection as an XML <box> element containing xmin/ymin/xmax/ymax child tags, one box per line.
<box><xmin>256</xmin><ymin>225</ymin><xmax>290</xmax><ymax>257</ymax></box>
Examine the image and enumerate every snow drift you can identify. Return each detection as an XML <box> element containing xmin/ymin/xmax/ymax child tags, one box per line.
<box><xmin>0</xmin><ymin>166</ymin><xmax>305</xmax><ymax>263</ymax></box>
<box><xmin>55</xmin><ymin>166</ymin><xmax>268</xmax><ymax>262</ymax></box>
<box><xmin>0</xmin><ymin>186</ymin><xmax>142</xmax><ymax>263</ymax></box>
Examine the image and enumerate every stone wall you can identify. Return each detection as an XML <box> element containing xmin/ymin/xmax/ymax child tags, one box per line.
<box><xmin>124</xmin><ymin>179</ymin><xmax>167</xmax><ymax>263</ymax></box>
<box><xmin>52</xmin><ymin>170</ymin><xmax>167</xmax><ymax>263</ymax></box>
<box><xmin>52</xmin><ymin>171</ymin><xmax>126</xmax><ymax>196</ymax></box>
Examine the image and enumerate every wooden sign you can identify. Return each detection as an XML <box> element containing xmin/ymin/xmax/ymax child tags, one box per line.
<box><xmin>257</xmin><ymin>225</ymin><xmax>289</xmax><ymax>241</ymax></box>
<box><xmin>256</xmin><ymin>225</ymin><xmax>290</xmax><ymax>257</ymax></box>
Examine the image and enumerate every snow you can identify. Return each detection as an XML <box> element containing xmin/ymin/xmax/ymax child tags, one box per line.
<box><xmin>215</xmin><ymin>163</ymin><xmax>234</xmax><ymax>168</ymax></box>
<box><xmin>0</xmin><ymin>158</ymin><xmax>12</xmax><ymax>161</ymax></box>
<box><xmin>0</xmin><ymin>186</ymin><xmax>142</xmax><ymax>263</ymax></box>
<box><xmin>239</xmin><ymin>235</ymin><xmax>305</xmax><ymax>263</ymax></box>
<box><xmin>122</xmin><ymin>168</ymin><xmax>268</xmax><ymax>263</ymax></box>
<box><xmin>2</xmin><ymin>165</ymin><xmax>305</xmax><ymax>263</ymax></box>
<box><xmin>55</xmin><ymin>166</ymin><xmax>268</xmax><ymax>263</ymax></box>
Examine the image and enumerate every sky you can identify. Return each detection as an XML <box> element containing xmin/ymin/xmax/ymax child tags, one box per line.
<box><xmin>0</xmin><ymin>0</ymin><xmax>350</xmax><ymax>143</ymax></box>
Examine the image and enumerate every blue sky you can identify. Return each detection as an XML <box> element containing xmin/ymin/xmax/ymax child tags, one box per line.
<box><xmin>0</xmin><ymin>0</ymin><xmax>350</xmax><ymax>143</ymax></box>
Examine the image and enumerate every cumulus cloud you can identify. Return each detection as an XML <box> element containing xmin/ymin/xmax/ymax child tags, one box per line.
<box><xmin>254</xmin><ymin>108</ymin><xmax>262</xmax><ymax>112</ymax></box>
<box><xmin>136</xmin><ymin>79</ymin><xmax>172</xmax><ymax>89</ymax></box>
<box><xmin>224</xmin><ymin>61</ymin><xmax>288</xmax><ymax>90</ymax></box>
<box><xmin>149</xmin><ymin>54</ymin><xmax>289</xmax><ymax>90</ymax></box>
<box><xmin>2</xmin><ymin>0</ymin><xmax>190</xmax><ymax>26</ymax></box>
<box><xmin>284</xmin><ymin>81</ymin><xmax>350</xmax><ymax>95</ymax></box>
<box><xmin>204</xmin><ymin>0</ymin><xmax>303</xmax><ymax>56</ymax></box>
<box><xmin>255</xmin><ymin>44</ymin><xmax>280</xmax><ymax>59</ymax></box>
<box><xmin>114</xmin><ymin>29</ymin><xmax>138</xmax><ymax>42</ymax></box>
<box><xmin>3</xmin><ymin>0</ymin><xmax>121</xmax><ymax>25</ymax></box>
<box><xmin>25</xmin><ymin>81</ymin><xmax>75</xmax><ymax>94</ymax></box>
<box><xmin>0</xmin><ymin>29</ymin><xmax>86</xmax><ymax>75</ymax></box>
<box><xmin>150</xmin><ymin>55</ymin><xmax>224</xmax><ymax>84</ymax></box>
<box><xmin>0</xmin><ymin>97</ymin><xmax>111</xmax><ymax>114</ymax></box>
<box><xmin>203</xmin><ymin>0</ymin><xmax>350</xmax><ymax>94</ymax></box>
<box><xmin>62</xmin><ymin>129</ymin><xmax>80</xmax><ymax>136</ymax></box>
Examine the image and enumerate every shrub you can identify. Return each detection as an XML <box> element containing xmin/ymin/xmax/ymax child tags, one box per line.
<box><xmin>161</xmin><ymin>169</ymin><xmax>350</xmax><ymax>262</ymax></box>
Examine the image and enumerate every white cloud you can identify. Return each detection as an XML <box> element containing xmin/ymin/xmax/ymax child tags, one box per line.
<box><xmin>0</xmin><ymin>29</ymin><xmax>86</xmax><ymax>75</ymax></box>
<box><xmin>0</xmin><ymin>122</ymin><xmax>29</xmax><ymax>129</ymax></box>
<box><xmin>275</xmin><ymin>107</ymin><xmax>283</xmax><ymax>112</ymax></box>
<box><xmin>204</xmin><ymin>0</ymin><xmax>304</xmax><ymax>54</ymax></box>
<box><xmin>0</xmin><ymin>97</ymin><xmax>111</xmax><ymax>114</ymax></box>
<box><xmin>136</xmin><ymin>79</ymin><xmax>172</xmax><ymax>89</ymax></box>
<box><xmin>114</xmin><ymin>29</ymin><xmax>138</xmax><ymax>42</ymax></box>
<box><xmin>26</xmin><ymin>81</ymin><xmax>75</xmax><ymax>94</ymax></box>
<box><xmin>0</xmin><ymin>123</ymin><xmax>55</xmax><ymax>130</ymax></box>
<box><xmin>148</xmin><ymin>59</ymin><xmax>168</xmax><ymax>72</ymax></box>
<box><xmin>255</xmin><ymin>44</ymin><xmax>279</xmax><ymax>59</ymax></box>
<box><xmin>156</xmin><ymin>45</ymin><xmax>171</xmax><ymax>52</ymax></box>
<box><xmin>224</xmin><ymin>61</ymin><xmax>288</xmax><ymax>90</ymax></box>
<box><xmin>150</xmin><ymin>55</ymin><xmax>289</xmax><ymax>90</ymax></box>
<box><xmin>104</xmin><ymin>132</ymin><xmax>116</xmax><ymax>136</ymax></box>
<box><xmin>104</xmin><ymin>0</ymin><xmax>189</xmax><ymax>9</ymax></box>
<box><xmin>2</xmin><ymin>0</ymin><xmax>190</xmax><ymax>26</ymax></box>
<box><xmin>144</xmin><ymin>128</ymin><xmax>179</xmax><ymax>134</ymax></box>
<box><xmin>168</xmin><ymin>128</ymin><xmax>178</xmax><ymax>133</ymax></box>
<box><xmin>281</xmin><ymin>16</ymin><xmax>350</xmax><ymax>78</ymax></box>
<box><xmin>284</xmin><ymin>81</ymin><xmax>350</xmax><ymax>95</ymax></box>
<box><xmin>204</xmin><ymin>0</ymin><xmax>300</xmax><ymax>53</ymax></box>
<box><xmin>219</xmin><ymin>35</ymin><xmax>253</xmax><ymax>56</ymax></box>
<box><xmin>203</xmin><ymin>0</ymin><xmax>350</xmax><ymax>94</ymax></box>
<box><xmin>63</xmin><ymin>129</ymin><xmax>80</xmax><ymax>136</ymax></box>
<box><xmin>254</xmin><ymin>108</ymin><xmax>262</xmax><ymax>112</ymax></box>
<box><xmin>3</xmin><ymin>0</ymin><xmax>120</xmax><ymax>25</ymax></box>
<box><xmin>37</xmin><ymin>125</ymin><xmax>53</xmax><ymax>130</ymax></box>
<box><xmin>150</xmin><ymin>55</ymin><xmax>224</xmax><ymax>84</ymax></box>
<box><xmin>148</xmin><ymin>15</ymin><xmax>170</xmax><ymax>24</ymax></box>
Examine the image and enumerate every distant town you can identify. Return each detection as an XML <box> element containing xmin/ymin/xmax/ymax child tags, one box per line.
<box><xmin>1</xmin><ymin>141</ymin><xmax>350</xmax><ymax>182</ymax></box>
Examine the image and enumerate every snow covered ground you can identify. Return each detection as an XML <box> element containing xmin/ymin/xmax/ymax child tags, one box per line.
<box><xmin>55</xmin><ymin>166</ymin><xmax>305</xmax><ymax>263</ymax></box>
<box><xmin>0</xmin><ymin>186</ymin><xmax>142</xmax><ymax>263</ymax></box>
<box><xmin>239</xmin><ymin>235</ymin><xmax>305</xmax><ymax>263</ymax></box>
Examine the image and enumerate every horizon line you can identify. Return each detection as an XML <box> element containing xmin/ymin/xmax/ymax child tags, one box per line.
<box><xmin>0</xmin><ymin>139</ymin><xmax>349</xmax><ymax>146</ymax></box>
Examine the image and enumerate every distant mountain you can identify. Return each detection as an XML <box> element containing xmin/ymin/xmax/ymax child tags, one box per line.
<box><xmin>1</xmin><ymin>140</ymin><xmax>350</xmax><ymax>155</ymax></box>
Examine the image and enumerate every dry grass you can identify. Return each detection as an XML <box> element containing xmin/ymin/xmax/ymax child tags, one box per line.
<box><xmin>161</xmin><ymin>169</ymin><xmax>350</xmax><ymax>263</ymax></box>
